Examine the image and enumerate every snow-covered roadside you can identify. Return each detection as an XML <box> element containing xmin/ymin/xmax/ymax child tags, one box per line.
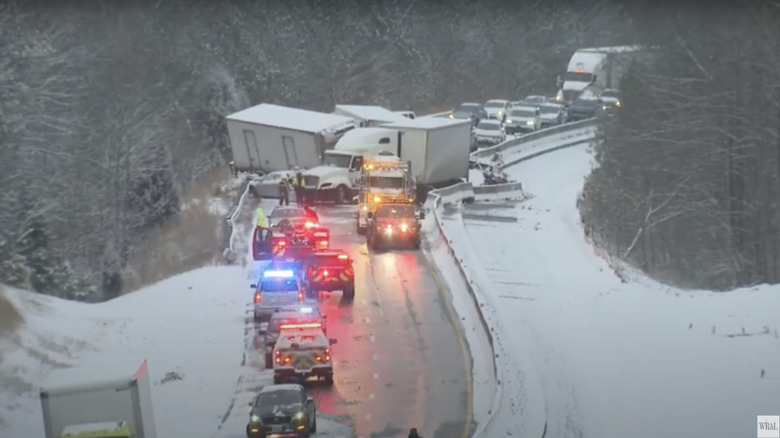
<box><xmin>456</xmin><ymin>144</ymin><xmax>780</xmax><ymax>438</ymax></box>
<box><xmin>420</xmin><ymin>212</ymin><xmax>497</xmax><ymax>430</ymax></box>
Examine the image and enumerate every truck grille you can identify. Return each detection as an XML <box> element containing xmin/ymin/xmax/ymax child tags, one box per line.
<box><xmin>303</xmin><ymin>175</ymin><xmax>319</xmax><ymax>187</ymax></box>
<box><xmin>263</xmin><ymin>415</ymin><xmax>292</xmax><ymax>425</ymax></box>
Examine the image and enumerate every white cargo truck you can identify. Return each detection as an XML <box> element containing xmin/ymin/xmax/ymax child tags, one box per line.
<box><xmin>334</xmin><ymin>104</ymin><xmax>408</xmax><ymax>127</ymax></box>
<box><xmin>226</xmin><ymin>103</ymin><xmax>355</xmax><ymax>173</ymax></box>
<box><xmin>302</xmin><ymin>118</ymin><xmax>471</xmax><ymax>203</ymax></box>
<box><xmin>40</xmin><ymin>360</ymin><xmax>157</xmax><ymax>438</ymax></box>
<box><xmin>555</xmin><ymin>46</ymin><xmax>644</xmax><ymax>103</ymax></box>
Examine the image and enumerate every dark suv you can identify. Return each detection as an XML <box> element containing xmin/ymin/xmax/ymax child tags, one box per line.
<box><xmin>247</xmin><ymin>384</ymin><xmax>317</xmax><ymax>438</ymax></box>
<box><xmin>366</xmin><ymin>203</ymin><xmax>424</xmax><ymax>250</ymax></box>
<box><xmin>300</xmin><ymin>250</ymin><xmax>355</xmax><ymax>299</ymax></box>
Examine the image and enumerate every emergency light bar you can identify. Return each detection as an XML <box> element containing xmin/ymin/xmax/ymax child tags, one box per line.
<box><xmin>263</xmin><ymin>270</ymin><xmax>294</xmax><ymax>278</ymax></box>
<box><xmin>337</xmin><ymin>254</ymin><xmax>348</xmax><ymax>260</ymax></box>
<box><xmin>299</xmin><ymin>307</ymin><xmax>314</xmax><ymax>313</ymax></box>
<box><xmin>305</xmin><ymin>221</ymin><xmax>316</xmax><ymax>228</ymax></box>
<box><xmin>279</xmin><ymin>322</ymin><xmax>322</xmax><ymax>330</ymax></box>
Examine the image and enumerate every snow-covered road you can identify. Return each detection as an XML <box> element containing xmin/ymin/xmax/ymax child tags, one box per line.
<box><xmin>444</xmin><ymin>144</ymin><xmax>780</xmax><ymax>437</ymax></box>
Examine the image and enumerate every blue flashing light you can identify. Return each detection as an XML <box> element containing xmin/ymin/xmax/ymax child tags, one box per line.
<box><xmin>263</xmin><ymin>270</ymin><xmax>294</xmax><ymax>278</ymax></box>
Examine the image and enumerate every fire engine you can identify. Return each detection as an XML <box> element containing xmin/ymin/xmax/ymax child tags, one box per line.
<box><xmin>356</xmin><ymin>151</ymin><xmax>416</xmax><ymax>235</ymax></box>
<box><xmin>272</xmin><ymin>321</ymin><xmax>337</xmax><ymax>385</ymax></box>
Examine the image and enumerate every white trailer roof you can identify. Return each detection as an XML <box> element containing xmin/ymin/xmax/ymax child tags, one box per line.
<box><xmin>227</xmin><ymin>104</ymin><xmax>355</xmax><ymax>134</ymax></box>
<box><xmin>333</xmin><ymin>128</ymin><xmax>398</xmax><ymax>152</ymax></box>
<box><xmin>567</xmin><ymin>51</ymin><xmax>607</xmax><ymax>71</ymax></box>
<box><xmin>41</xmin><ymin>359</ymin><xmax>144</xmax><ymax>393</ymax></box>
<box><xmin>580</xmin><ymin>45</ymin><xmax>644</xmax><ymax>54</ymax></box>
<box><xmin>382</xmin><ymin>117</ymin><xmax>470</xmax><ymax>130</ymax></box>
<box><xmin>335</xmin><ymin>104</ymin><xmax>407</xmax><ymax>122</ymax></box>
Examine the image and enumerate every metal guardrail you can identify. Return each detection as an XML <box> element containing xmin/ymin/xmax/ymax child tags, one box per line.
<box><xmin>472</xmin><ymin>181</ymin><xmax>524</xmax><ymax>196</ymax></box>
<box><xmin>470</xmin><ymin>118</ymin><xmax>597</xmax><ymax>162</ymax></box>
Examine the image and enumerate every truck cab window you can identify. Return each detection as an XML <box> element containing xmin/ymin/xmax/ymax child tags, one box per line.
<box><xmin>378</xmin><ymin>137</ymin><xmax>390</xmax><ymax>144</ymax></box>
<box><xmin>351</xmin><ymin>156</ymin><xmax>363</xmax><ymax>171</ymax></box>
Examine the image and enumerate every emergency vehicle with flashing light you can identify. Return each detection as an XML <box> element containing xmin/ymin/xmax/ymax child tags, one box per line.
<box><xmin>272</xmin><ymin>323</ymin><xmax>337</xmax><ymax>385</ymax></box>
<box><xmin>366</xmin><ymin>203</ymin><xmax>425</xmax><ymax>250</ymax></box>
<box><xmin>260</xmin><ymin>305</ymin><xmax>327</xmax><ymax>369</ymax></box>
<box><xmin>300</xmin><ymin>250</ymin><xmax>355</xmax><ymax>299</ymax></box>
<box><xmin>251</xmin><ymin>269</ymin><xmax>307</xmax><ymax>326</ymax></box>
<box><xmin>356</xmin><ymin>151</ymin><xmax>416</xmax><ymax>236</ymax></box>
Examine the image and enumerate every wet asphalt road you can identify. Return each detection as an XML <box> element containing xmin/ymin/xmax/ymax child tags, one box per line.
<box><xmin>305</xmin><ymin>204</ymin><xmax>472</xmax><ymax>438</ymax></box>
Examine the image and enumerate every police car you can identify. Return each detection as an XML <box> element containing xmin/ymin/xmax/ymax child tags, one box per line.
<box><xmin>260</xmin><ymin>305</ymin><xmax>327</xmax><ymax>369</ymax></box>
<box><xmin>272</xmin><ymin>322</ymin><xmax>337</xmax><ymax>385</ymax></box>
<box><xmin>251</xmin><ymin>268</ymin><xmax>306</xmax><ymax>327</ymax></box>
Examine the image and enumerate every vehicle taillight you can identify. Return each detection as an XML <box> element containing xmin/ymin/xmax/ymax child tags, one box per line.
<box><xmin>277</xmin><ymin>240</ymin><xmax>286</xmax><ymax>247</ymax></box>
<box><xmin>298</xmin><ymin>289</ymin><xmax>304</xmax><ymax>302</ymax></box>
<box><xmin>274</xmin><ymin>350</ymin><xmax>282</xmax><ymax>364</ymax></box>
<box><xmin>254</xmin><ymin>291</ymin><xmax>261</xmax><ymax>304</ymax></box>
<box><xmin>400</xmin><ymin>223</ymin><xmax>408</xmax><ymax>232</ymax></box>
<box><xmin>323</xmin><ymin>269</ymin><xmax>329</xmax><ymax>277</ymax></box>
<box><xmin>317</xmin><ymin>239</ymin><xmax>328</xmax><ymax>249</ymax></box>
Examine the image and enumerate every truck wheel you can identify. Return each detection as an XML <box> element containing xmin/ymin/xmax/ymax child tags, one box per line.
<box><xmin>336</xmin><ymin>185</ymin><xmax>348</xmax><ymax>204</ymax></box>
<box><xmin>265</xmin><ymin>353</ymin><xmax>272</xmax><ymax>369</ymax></box>
<box><xmin>324</xmin><ymin>373</ymin><xmax>334</xmax><ymax>385</ymax></box>
<box><xmin>273</xmin><ymin>374</ymin><xmax>282</xmax><ymax>385</ymax></box>
<box><xmin>344</xmin><ymin>285</ymin><xmax>355</xmax><ymax>299</ymax></box>
<box><xmin>311</xmin><ymin>416</ymin><xmax>317</xmax><ymax>433</ymax></box>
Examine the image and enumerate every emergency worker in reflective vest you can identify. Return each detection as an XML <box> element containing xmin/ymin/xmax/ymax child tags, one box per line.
<box><xmin>277</xmin><ymin>178</ymin><xmax>289</xmax><ymax>206</ymax></box>
<box><xmin>294</xmin><ymin>167</ymin><xmax>304</xmax><ymax>206</ymax></box>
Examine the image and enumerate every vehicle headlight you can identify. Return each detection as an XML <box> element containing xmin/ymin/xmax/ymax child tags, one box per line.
<box><xmin>526</xmin><ymin>120</ymin><xmax>534</xmax><ymax>125</ymax></box>
<box><xmin>401</xmin><ymin>223</ymin><xmax>408</xmax><ymax>232</ymax></box>
<box><xmin>250</xmin><ymin>414</ymin><xmax>260</xmax><ymax>423</ymax></box>
<box><xmin>294</xmin><ymin>411</ymin><xmax>305</xmax><ymax>420</ymax></box>
<box><xmin>373</xmin><ymin>196</ymin><xmax>381</xmax><ymax>203</ymax></box>
<box><xmin>506</xmin><ymin>119</ymin><xmax>512</xmax><ymax>123</ymax></box>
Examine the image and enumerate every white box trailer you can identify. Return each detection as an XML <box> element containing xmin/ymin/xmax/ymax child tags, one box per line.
<box><xmin>381</xmin><ymin>117</ymin><xmax>472</xmax><ymax>191</ymax></box>
<box><xmin>226</xmin><ymin>103</ymin><xmax>355</xmax><ymax>173</ymax></box>
<box><xmin>40</xmin><ymin>360</ymin><xmax>157</xmax><ymax>438</ymax></box>
<box><xmin>334</xmin><ymin>104</ymin><xmax>408</xmax><ymax>127</ymax></box>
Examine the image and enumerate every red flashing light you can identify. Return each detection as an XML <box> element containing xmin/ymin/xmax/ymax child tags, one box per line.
<box><xmin>277</xmin><ymin>240</ymin><xmax>287</xmax><ymax>247</ymax></box>
<box><xmin>254</xmin><ymin>292</ymin><xmax>261</xmax><ymax>304</ymax></box>
<box><xmin>338</xmin><ymin>254</ymin><xmax>348</xmax><ymax>260</ymax></box>
<box><xmin>325</xmin><ymin>347</ymin><xmax>331</xmax><ymax>361</ymax></box>
<box><xmin>307</xmin><ymin>267</ymin><xmax>315</xmax><ymax>277</ymax></box>
<box><xmin>317</xmin><ymin>240</ymin><xmax>328</xmax><ymax>249</ymax></box>
<box><xmin>279</xmin><ymin>322</ymin><xmax>322</xmax><ymax>330</ymax></box>
<box><xmin>323</xmin><ymin>269</ymin><xmax>329</xmax><ymax>277</ymax></box>
<box><xmin>297</xmin><ymin>289</ymin><xmax>304</xmax><ymax>303</ymax></box>
<box><xmin>305</xmin><ymin>221</ymin><xmax>317</xmax><ymax>229</ymax></box>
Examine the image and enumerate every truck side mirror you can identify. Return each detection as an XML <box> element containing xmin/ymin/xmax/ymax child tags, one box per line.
<box><xmin>306</xmin><ymin>396</ymin><xmax>314</xmax><ymax>403</ymax></box>
<box><xmin>419</xmin><ymin>212</ymin><xmax>425</xmax><ymax>219</ymax></box>
<box><xmin>329</xmin><ymin>338</ymin><xmax>338</xmax><ymax>345</ymax></box>
<box><xmin>248</xmin><ymin>401</ymin><xmax>254</xmax><ymax>407</ymax></box>
<box><xmin>250</xmin><ymin>284</ymin><xmax>257</xmax><ymax>289</ymax></box>
<box><xmin>367</xmin><ymin>212</ymin><xmax>373</xmax><ymax>219</ymax></box>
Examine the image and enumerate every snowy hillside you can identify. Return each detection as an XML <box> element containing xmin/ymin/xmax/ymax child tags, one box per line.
<box><xmin>442</xmin><ymin>144</ymin><xmax>780</xmax><ymax>437</ymax></box>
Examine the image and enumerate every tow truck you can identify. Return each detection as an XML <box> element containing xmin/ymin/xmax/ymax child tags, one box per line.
<box><xmin>356</xmin><ymin>151</ymin><xmax>416</xmax><ymax>235</ymax></box>
<box><xmin>300</xmin><ymin>250</ymin><xmax>356</xmax><ymax>300</ymax></box>
<box><xmin>259</xmin><ymin>305</ymin><xmax>327</xmax><ymax>369</ymax></box>
<box><xmin>252</xmin><ymin>268</ymin><xmax>307</xmax><ymax>327</ymax></box>
<box><xmin>366</xmin><ymin>203</ymin><xmax>425</xmax><ymax>250</ymax></box>
<box><xmin>272</xmin><ymin>322</ymin><xmax>337</xmax><ymax>385</ymax></box>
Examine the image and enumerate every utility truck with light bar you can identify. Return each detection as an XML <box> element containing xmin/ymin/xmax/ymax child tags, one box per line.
<box><xmin>356</xmin><ymin>151</ymin><xmax>416</xmax><ymax>235</ymax></box>
<box><xmin>272</xmin><ymin>322</ymin><xmax>337</xmax><ymax>385</ymax></box>
<box><xmin>252</xmin><ymin>269</ymin><xmax>307</xmax><ymax>327</ymax></box>
<box><xmin>261</xmin><ymin>305</ymin><xmax>327</xmax><ymax>369</ymax></box>
<box><xmin>39</xmin><ymin>361</ymin><xmax>157</xmax><ymax>438</ymax></box>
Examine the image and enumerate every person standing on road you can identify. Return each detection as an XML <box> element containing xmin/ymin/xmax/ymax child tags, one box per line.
<box><xmin>294</xmin><ymin>167</ymin><xmax>305</xmax><ymax>206</ymax></box>
<box><xmin>277</xmin><ymin>177</ymin><xmax>289</xmax><ymax>206</ymax></box>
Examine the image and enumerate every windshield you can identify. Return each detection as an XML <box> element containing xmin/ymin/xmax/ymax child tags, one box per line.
<box><xmin>255</xmin><ymin>390</ymin><xmax>301</xmax><ymax>408</ymax></box>
<box><xmin>455</xmin><ymin>104</ymin><xmax>480</xmax><ymax>112</ymax></box>
<box><xmin>510</xmin><ymin>110</ymin><xmax>534</xmax><ymax>118</ymax></box>
<box><xmin>368</xmin><ymin>176</ymin><xmax>404</xmax><ymax>189</ymax></box>
<box><xmin>484</xmin><ymin>102</ymin><xmax>504</xmax><ymax>109</ymax></box>
<box><xmin>477</xmin><ymin>122</ymin><xmax>499</xmax><ymax>130</ymax></box>
<box><xmin>563</xmin><ymin>71</ymin><xmax>594</xmax><ymax>83</ymax></box>
<box><xmin>540</xmin><ymin>106</ymin><xmax>562</xmax><ymax>114</ymax></box>
<box><xmin>323</xmin><ymin>153</ymin><xmax>352</xmax><ymax>168</ymax></box>
<box><xmin>601</xmin><ymin>90</ymin><xmax>620</xmax><ymax>98</ymax></box>
<box><xmin>259</xmin><ymin>278</ymin><xmax>299</xmax><ymax>291</ymax></box>
<box><xmin>376</xmin><ymin>205</ymin><xmax>416</xmax><ymax>218</ymax></box>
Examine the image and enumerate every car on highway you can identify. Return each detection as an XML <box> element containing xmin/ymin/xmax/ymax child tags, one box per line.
<box><xmin>483</xmin><ymin>99</ymin><xmax>512</xmax><ymax>122</ymax></box>
<box><xmin>568</xmin><ymin>96</ymin><xmax>604</xmax><ymax>121</ymax></box>
<box><xmin>248</xmin><ymin>171</ymin><xmax>294</xmax><ymax>199</ymax></box>
<box><xmin>504</xmin><ymin>106</ymin><xmax>541</xmax><ymax>134</ymax></box>
<box><xmin>520</xmin><ymin>95</ymin><xmax>548</xmax><ymax>108</ymax></box>
<box><xmin>300</xmin><ymin>250</ymin><xmax>355</xmax><ymax>300</ymax></box>
<box><xmin>366</xmin><ymin>203</ymin><xmax>424</xmax><ymax>250</ymax></box>
<box><xmin>246</xmin><ymin>383</ymin><xmax>317</xmax><ymax>437</ymax></box>
<box><xmin>472</xmin><ymin>119</ymin><xmax>506</xmax><ymax>147</ymax></box>
<box><xmin>252</xmin><ymin>268</ymin><xmax>306</xmax><ymax>326</ymax></box>
<box><xmin>539</xmin><ymin>102</ymin><xmax>569</xmax><ymax>127</ymax></box>
<box><xmin>268</xmin><ymin>205</ymin><xmax>319</xmax><ymax>228</ymax></box>
<box><xmin>449</xmin><ymin>102</ymin><xmax>487</xmax><ymax>128</ymax></box>
<box><xmin>600</xmin><ymin>88</ymin><xmax>622</xmax><ymax>112</ymax></box>
<box><xmin>261</xmin><ymin>305</ymin><xmax>326</xmax><ymax>368</ymax></box>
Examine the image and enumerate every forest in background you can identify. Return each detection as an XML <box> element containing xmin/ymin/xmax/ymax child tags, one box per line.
<box><xmin>0</xmin><ymin>0</ymin><xmax>630</xmax><ymax>300</ymax></box>
<box><xmin>581</xmin><ymin>1</ymin><xmax>780</xmax><ymax>290</ymax></box>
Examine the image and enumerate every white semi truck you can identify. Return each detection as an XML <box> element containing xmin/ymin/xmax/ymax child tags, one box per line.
<box><xmin>40</xmin><ymin>360</ymin><xmax>157</xmax><ymax>438</ymax></box>
<box><xmin>225</xmin><ymin>103</ymin><xmax>356</xmax><ymax>173</ymax></box>
<box><xmin>334</xmin><ymin>104</ymin><xmax>408</xmax><ymax>127</ymax></box>
<box><xmin>301</xmin><ymin>118</ymin><xmax>472</xmax><ymax>204</ymax></box>
<box><xmin>555</xmin><ymin>46</ymin><xmax>644</xmax><ymax>103</ymax></box>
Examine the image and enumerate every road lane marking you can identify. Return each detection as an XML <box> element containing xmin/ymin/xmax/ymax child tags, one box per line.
<box><xmin>369</xmin><ymin>334</ymin><xmax>375</xmax><ymax>342</ymax></box>
<box><xmin>420</xmin><ymin>251</ymin><xmax>474</xmax><ymax>438</ymax></box>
